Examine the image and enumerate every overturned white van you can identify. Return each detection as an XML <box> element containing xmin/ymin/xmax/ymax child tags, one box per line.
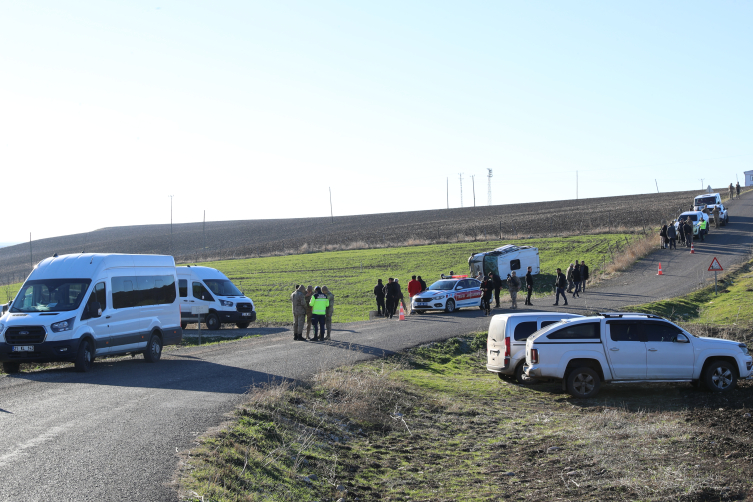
<box><xmin>176</xmin><ymin>266</ymin><xmax>256</xmax><ymax>330</ymax></box>
<box><xmin>468</xmin><ymin>245</ymin><xmax>540</xmax><ymax>278</ymax></box>
<box><xmin>0</xmin><ymin>253</ymin><xmax>183</xmax><ymax>373</ymax></box>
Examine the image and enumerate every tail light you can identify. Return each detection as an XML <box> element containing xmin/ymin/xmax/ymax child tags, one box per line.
<box><xmin>504</xmin><ymin>336</ymin><xmax>511</xmax><ymax>357</ymax></box>
<box><xmin>530</xmin><ymin>348</ymin><xmax>539</xmax><ymax>364</ymax></box>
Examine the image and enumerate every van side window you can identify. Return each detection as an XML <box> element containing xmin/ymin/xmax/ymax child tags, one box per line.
<box><xmin>95</xmin><ymin>282</ymin><xmax>106</xmax><ymax>310</ymax></box>
<box><xmin>541</xmin><ymin>320</ymin><xmax>559</xmax><ymax>328</ymax></box>
<box><xmin>113</xmin><ymin>275</ymin><xmax>177</xmax><ymax>308</ymax></box>
<box><xmin>193</xmin><ymin>282</ymin><xmax>214</xmax><ymax>302</ymax></box>
<box><xmin>510</xmin><ymin>259</ymin><xmax>521</xmax><ymax>271</ymax></box>
<box><xmin>513</xmin><ymin>321</ymin><xmax>538</xmax><ymax>341</ymax></box>
<box><xmin>179</xmin><ymin>279</ymin><xmax>188</xmax><ymax>298</ymax></box>
<box><xmin>547</xmin><ymin>322</ymin><xmax>600</xmax><ymax>340</ymax></box>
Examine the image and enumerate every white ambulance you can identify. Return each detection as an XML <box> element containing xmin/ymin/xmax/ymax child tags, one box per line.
<box><xmin>468</xmin><ymin>245</ymin><xmax>540</xmax><ymax>279</ymax></box>
<box><xmin>176</xmin><ymin>266</ymin><xmax>256</xmax><ymax>330</ymax></box>
<box><xmin>0</xmin><ymin>254</ymin><xmax>182</xmax><ymax>373</ymax></box>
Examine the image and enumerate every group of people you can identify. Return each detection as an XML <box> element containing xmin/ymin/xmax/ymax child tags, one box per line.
<box><xmin>290</xmin><ymin>285</ymin><xmax>335</xmax><ymax>341</ymax></box>
<box><xmin>730</xmin><ymin>182</ymin><xmax>741</xmax><ymax>200</ymax></box>
<box><xmin>660</xmin><ymin>217</ymin><xmax>702</xmax><ymax>250</ymax></box>
<box><xmin>553</xmin><ymin>261</ymin><xmax>590</xmax><ymax>306</ymax></box>
<box><xmin>373</xmin><ymin>276</ymin><xmax>426</xmax><ymax>318</ymax></box>
<box><xmin>478</xmin><ymin>267</ymin><xmax>534</xmax><ymax>314</ymax></box>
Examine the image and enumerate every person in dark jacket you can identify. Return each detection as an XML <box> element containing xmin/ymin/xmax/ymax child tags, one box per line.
<box><xmin>553</xmin><ymin>268</ymin><xmax>568</xmax><ymax>306</ymax></box>
<box><xmin>666</xmin><ymin>222</ymin><xmax>677</xmax><ymax>250</ymax></box>
<box><xmin>572</xmin><ymin>263</ymin><xmax>581</xmax><ymax>298</ymax></box>
<box><xmin>524</xmin><ymin>266</ymin><xmax>534</xmax><ymax>306</ymax></box>
<box><xmin>736</xmin><ymin>181</ymin><xmax>741</xmax><ymax>198</ymax></box>
<box><xmin>684</xmin><ymin>219</ymin><xmax>694</xmax><ymax>247</ymax></box>
<box><xmin>580</xmin><ymin>261</ymin><xmax>589</xmax><ymax>291</ymax></box>
<box><xmin>492</xmin><ymin>273</ymin><xmax>503</xmax><ymax>308</ymax></box>
<box><xmin>677</xmin><ymin>219</ymin><xmax>686</xmax><ymax>247</ymax></box>
<box><xmin>480</xmin><ymin>274</ymin><xmax>494</xmax><ymax>315</ymax></box>
<box><xmin>373</xmin><ymin>279</ymin><xmax>385</xmax><ymax>316</ymax></box>
<box><xmin>384</xmin><ymin>278</ymin><xmax>398</xmax><ymax>319</ymax></box>
<box><xmin>659</xmin><ymin>224</ymin><xmax>668</xmax><ymax>249</ymax></box>
<box><xmin>417</xmin><ymin>276</ymin><xmax>427</xmax><ymax>292</ymax></box>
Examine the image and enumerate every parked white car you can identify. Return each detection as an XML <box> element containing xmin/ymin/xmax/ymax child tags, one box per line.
<box><xmin>677</xmin><ymin>211</ymin><xmax>709</xmax><ymax>238</ymax></box>
<box><xmin>486</xmin><ymin>312</ymin><xmax>582</xmax><ymax>383</ymax></box>
<box><xmin>411</xmin><ymin>276</ymin><xmax>482</xmax><ymax>313</ymax></box>
<box><xmin>693</xmin><ymin>193</ymin><xmax>729</xmax><ymax>225</ymax></box>
<box><xmin>525</xmin><ymin>313</ymin><xmax>752</xmax><ymax>398</ymax></box>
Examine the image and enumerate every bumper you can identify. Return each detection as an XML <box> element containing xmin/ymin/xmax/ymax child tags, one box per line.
<box><xmin>0</xmin><ymin>338</ymin><xmax>82</xmax><ymax>364</ymax></box>
<box><xmin>182</xmin><ymin>310</ymin><xmax>256</xmax><ymax>323</ymax></box>
<box><xmin>487</xmin><ymin>362</ymin><xmax>511</xmax><ymax>374</ymax></box>
<box><xmin>525</xmin><ymin>364</ymin><xmax>539</xmax><ymax>377</ymax></box>
<box><xmin>411</xmin><ymin>299</ymin><xmax>447</xmax><ymax>311</ymax></box>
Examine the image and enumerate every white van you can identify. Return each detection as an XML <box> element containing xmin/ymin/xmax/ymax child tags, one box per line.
<box><xmin>0</xmin><ymin>253</ymin><xmax>182</xmax><ymax>374</ymax></box>
<box><xmin>176</xmin><ymin>266</ymin><xmax>256</xmax><ymax>330</ymax></box>
<box><xmin>487</xmin><ymin>312</ymin><xmax>581</xmax><ymax>383</ymax></box>
<box><xmin>468</xmin><ymin>245</ymin><xmax>540</xmax><ymax>279</ymax></box>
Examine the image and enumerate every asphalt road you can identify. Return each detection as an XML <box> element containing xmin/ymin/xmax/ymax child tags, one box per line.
<box><xmin>1</xmin><ymin>192</ymin><xmax>752</xmax><ymax>501</ymax></box>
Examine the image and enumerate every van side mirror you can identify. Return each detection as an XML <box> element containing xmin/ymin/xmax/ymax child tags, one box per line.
<box><xmin>91</xmin><ymin>301</ymin><xmax>102</xmax><ymax>318</ymax></box>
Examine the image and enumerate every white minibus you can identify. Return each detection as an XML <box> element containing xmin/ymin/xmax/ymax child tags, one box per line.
<box><xmin>177</xmin><ymin>266</ymin><xmax>256</xmax><ymax>329</ymax></box>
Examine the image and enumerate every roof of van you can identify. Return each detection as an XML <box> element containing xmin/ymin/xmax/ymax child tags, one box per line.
<box><xmin>30</xmin><ymin>254</ymin><xmax>176</xmax><ymax>280</ymax></box>
<box><xmin>176</xmin><ymin>266</ymin><xmax>228</xmax><ymax>280</ymax></box>
<box><xmin>695</xmin><ymin>193</ymin><xmax>720</xmax><ymax>198</ymax></box>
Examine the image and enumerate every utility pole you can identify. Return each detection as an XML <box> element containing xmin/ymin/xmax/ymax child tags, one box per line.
<box><xmin>29</xmin><ymin>233</ymin><xmax>32</xmax><ymax>270</ymax></box>
<box><xmin>329</xmin><ymin>187</ymin><xmax>334</xmax><ymax>223</ymax></box>
<box><xmin>576</xmin><ymin>171</ymin><xmax>579</xmax><ymax>200</ymax></box>
<box><xmin>446</xmin><ymin>178</ymin><xmax>449</xmax><ymax>209</ymax></box>
<box><xmin>471</xmin><ymin>175</ymin><xmax>476</xmax><ymax>207</ymax></box>
<box><xmin>487</xmin><ymin>169</ymin><xmax>493</xmax><ymax>206</ymax></box>
<box><xmin>699</xmin><ymin>179</ymin><xmax>704</xmax><ymax>190</ymax></box>
<box><xmin>169</xmin><ymin>195</ymin><xmax>174</xmax><ymax>235</ymax></box>
<box><xmin>459</xmin><ymin>173</ymin><xmax>464</xmax><ymax>208</ymax></box>
<box><xmin>203</xmin><ymin>210</ymin><xmax>206</xmax><ymax>254</ymax></box>
<box><xmin>655</xmin><ymin>179</ymin><xmax>659</xmax><ymax>193</ymax></box>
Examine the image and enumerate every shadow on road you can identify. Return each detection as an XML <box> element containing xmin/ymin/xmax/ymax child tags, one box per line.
<box><xmin>322</xmin><ymin>339</ymin><xmax>398</xmax><ymax>358</ymax></box>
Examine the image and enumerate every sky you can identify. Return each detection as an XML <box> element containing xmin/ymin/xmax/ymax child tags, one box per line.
<box><xmin>1</xmin><ymin>1</ymin><xmax>751</xmax><ymax>243</ymax></box>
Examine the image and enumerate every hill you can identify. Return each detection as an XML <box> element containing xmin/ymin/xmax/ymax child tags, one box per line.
<box><xmin>0</xmin><ymin>188</ymin><xmax>717</xmax><ymax>284</ymax></box>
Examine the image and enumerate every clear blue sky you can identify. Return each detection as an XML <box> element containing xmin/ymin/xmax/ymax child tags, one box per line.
<box><xmin>1</xmin><ymin>1</ymin><xmax>751</xmax><ymax>243</ymax></box>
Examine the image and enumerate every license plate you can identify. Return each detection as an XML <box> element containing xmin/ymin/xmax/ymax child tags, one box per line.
<box><xmin>416</xmin><ymin>303</ymin><xmax>428</xmax><ymax>307</ymax></box>
<box><xmin>12</xmin><ymin>346</ymin><xmax>34</xmax><ymax>352</ymax></box>
<box><xmin>241</xmin><ymin>313</ymin><xmax>251</xmax><ymax>316</ymax></box>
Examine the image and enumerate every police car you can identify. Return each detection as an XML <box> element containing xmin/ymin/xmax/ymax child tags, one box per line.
<box><xmin>411</xmin><ymin>275</ymin><xmax>483</xmax><ymax>313</ymax></box>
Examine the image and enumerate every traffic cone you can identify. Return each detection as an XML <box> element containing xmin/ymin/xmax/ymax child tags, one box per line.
<box><xmin>399</xmin><ymin>303</ymin><xmax>405</xmax><ymax>321</ymax></box>
<box><xmin>657</xmin><ymin>263</ymin><xmax>663</xmax><ymax>275</ymax></box>
<box><xmin>690</xmin><ymin>242</ymin><xmax>695</xmax><ymax>254</ymax></box>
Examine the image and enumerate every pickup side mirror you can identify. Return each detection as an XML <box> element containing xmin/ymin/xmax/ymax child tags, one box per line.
<box><xmin>674</xmin><ymin>333</ymin><xmax>689</xmax><ymax>343</ymax></box>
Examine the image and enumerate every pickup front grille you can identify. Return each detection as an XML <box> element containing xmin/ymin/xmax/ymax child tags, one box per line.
<box><xmin>4</xmin><ymin>326</ymin><xmax>47</xmax><ymax>344</ymax></box>
<box><xmin>236</xmin><ymin>303</ymin><xmax>253</xmax><ymax>312</ymax></box>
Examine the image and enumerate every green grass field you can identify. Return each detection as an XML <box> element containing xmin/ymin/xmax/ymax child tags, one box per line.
<box><xmin>632</xmin><ymin>257</ymin><xmax>753</xmax><ymax>325</ymax></box>
<box><xmin>2</xmin><ymin>234</ymin><xmax>640</xmax><ymax>324</ymax></box>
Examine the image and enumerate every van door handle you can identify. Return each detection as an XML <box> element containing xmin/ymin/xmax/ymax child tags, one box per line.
<box><xmin>610</xmin><ymin>348</ymin><xmax>619</xmax><ymax>351</ymax></box>
<box><xmin>490</xmin><ymin>350</ymin><xmax>500</xmax><ymax>354</ymax></box>
<box><xmin>648</xmin><ymin>348</ymin><xmax>658</xmax><ymax>352</ymax></box>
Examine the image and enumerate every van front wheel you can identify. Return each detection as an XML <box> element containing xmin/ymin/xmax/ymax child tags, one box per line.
<box><xmin>205</xmin><ymin>314</ymin><xmax>220</xmax><ymax>330</ymax></box>
<box><xmin>236</xmin><ymin>322</ymin><xmax>250</xmax><ymax>329</ymax></box>
<box><xmin>2</xmin><ymin>362</ymin><xmax>21</xmax><ymax>374</ymax></box>
<box><xmin>74</xmin><ymin>339</ymin><xmax>94</xmax><ymax>372</ymax></box>
<box><xmin>144</xmin><ymin>334</ymin><xmax>162</xmax><ymax>363</ymax></box>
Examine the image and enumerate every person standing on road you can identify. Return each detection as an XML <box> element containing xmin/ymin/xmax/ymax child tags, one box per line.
<box><xmin>730</xmin><ymin>183</ymin><xmax>735</xmax><ymax>200</ymax></box>
<box><xmin>566</xmin><ymin>263</ymin><xmax>575</xmax><ymax>293</ymax></box>
<box><xmin>684</xmin><ymin>219</ymin><xmax>694</xmax><ymax>247</ymax></box>
<box><xmin>524</xmin><ymin>266</ymin><xmax>534</xmax><ymax>306</ymax></box>
<box><xmin>553</xmin><ymin>268</ymin><xmax>568</xmax><ymax>306</ymax></box>
<box><xmin>712</xmin><ymin>206</ymin><xmax>720</xmax><ymax>229</ymax></box>
<box><xmin>290</xmin><ymin>285</ymin><xmax>306</xmax><ymax>341</ymax></box>
<box><xmin>580</xmin><ymin>261</ymin><xmax>589</xmax><ymax>290</ymax></box>
<box><xmin>677</xmin><ymin>218</ymin><xmax>686</xmax><ymax>247</ymax></box>
<box><xmin>699</xmin><ymin>217</ymin><xmax>707</xmax><ymax>242</ymax></box>
<box><xmin>394</xmin><ymin>279</ymin><xmax>407</xmax><ymax>315</ymax></box>
<box><xmin>309</xmin><ymin>286</ymin><xmax>329</xmax><ymax>341</ymax></box>
<box><xmin>492</xmin><ymin>272</ymin><xmax>503</xmax><ymax>308</ymax></box>
<box><xmin>384</xmin><ymin>278</ymin><xmax>397</xmax><ymax>319</ymax></box>
<box><xmin>572</xmin><ymin>263</ymin><xmax>581</xmax><ymax>298</ymax></box>
<box><xmin>507</xmin><ymin>272</ymin><xmax>520</xmax><ymax>309</ymax></box>
<box><xmin>418</xmin><ymin>276</ymin><xmax>427</xmax><ymax>292</ymax></box>
<box><xmin>659</xmin><ymin>224</ymin><xmax>668</xmax><ymax>249</ymax></box>
<box><xmin>322</xmin><ymin>286</ymin><xmax>334</xmax><ymax>340</ymax></box>
<box><xmin>666</xmin><ymin>222</ymin><xmax>677</xmax><ymax>250</ymax></box>
<box><xmin>373</xmin><ymin>279</ymin><xmax>385</xmax><ymax>317</ymax></box>
<box><xmin>304</xmin><ymin>285</ymin><xmax>314</xmax><ymax>340</ymax></box>
<box><xmin>408</xmin><ymin>275</ymin><xmax>422</xmax><ymax>315</ymax></box>
<box><xmin>736</xmin><ymin>181</ymin><xmax>741</xmax><ymax>198</ymax></box>
<box><xmin>480</xmin><ymin>274</ymin><xmax>494</xmax><ymax>315</ymax></box>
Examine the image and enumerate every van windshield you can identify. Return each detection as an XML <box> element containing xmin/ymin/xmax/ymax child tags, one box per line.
<box><xmin>11</xmin><ymin>279</ymin><xmax>92</xmax><ymax>313</ymax></box>
<box><xmin>695</xmin><ymin>196</ymin><xmax>717</xmax><ymax>205</ymax></box>
<box><xmin>429</xmin><ymin>280</ymin><xmax>456</xmax><ymax>291</ymax></box>
<box><xmin>204</xmin><ymin>279</ymin><xmax>243</xmax><ymax>297</ymax></box>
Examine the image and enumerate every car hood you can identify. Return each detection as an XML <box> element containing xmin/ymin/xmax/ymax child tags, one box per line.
<box><xmin>695</xmin><ymin>336</ymin><xmax>744</xmax><ymax>348</ymax></box>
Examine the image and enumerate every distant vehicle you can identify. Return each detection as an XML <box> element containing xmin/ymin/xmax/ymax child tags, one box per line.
<box><xmin>486</xmin><ymin>312</ymin><xmax>582</xmax><ymax>384</ymax></box>
<box><xmin>468</xmin><ymin>245</ymin><xmax>540</xmax><ymax>279</ymax></box>
<box><xmin>677</xmin><ymin>211</ymin><xmax>709</xmax><ymax>238</ymax></box>
<box><xmin>176</xmin><ymin>266</ymin><xmax>256</xmax><ymax>330</ymax></box>
<box><xmin>693</xmin><ymin>193</ymin><xmax>728</xmax><ymax>226</ymax></box>
<box><xmin>411</xmin><ymin>276</ymin><xmax>482</xmax><ymax>314</ymax></box>
<box><xmin>525</xmin><ymin>313</ymin><xmax>753</xmax><ymax>398</ymax></box>
<box><xmin>0</xmin><ymin>253</ymin><xmax>183</xmax><ymax>374</ymax></box>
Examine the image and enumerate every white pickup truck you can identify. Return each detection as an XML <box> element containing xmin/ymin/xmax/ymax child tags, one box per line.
<box><xmin>525</xmin><ymin>313</ymin><xmax>752</xmax><ymax>398</ymax></box>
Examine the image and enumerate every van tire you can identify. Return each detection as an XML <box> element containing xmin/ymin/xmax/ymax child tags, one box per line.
<box><xmin>2</xmin><ymin>362</ymin><xmax>21</xmax><ymax>374</ymax></box>
<box><xmin>703</xmin><ymin>359</ymin><xmax>737</xmax><ymax>393</ymax></box>
<box><xmin>514</xmin><ymin>361</ymin><xmax>538</xmax><ymax>385</ymax></box>
<box><xmin>566</xmin><ymin>366</ymin><xmax>600</xmax><ymax>398</ymax></box>
<box><xmin>74</xmin><ymin>339</ymin><xmax>94</xmax><ymax>372</ymax></box>
<box><xmin>205</xmin><ymin>314</ymin><xmax>220</xmax><ymax>330</ymax></box>
<box><xmin>144</xmin><ymin>334</ymin><xmax>162</xmax><ymax>363</ymax></box>
<box><xmin>445</xmin><ymin>300</ymin><xmax>456</xmax><ymax>313</ymax></box>
<box><xmin>181</xmin><ymin>322</ymin><xmax>188</xmax><ymax>329</ymax></box>
<box><xmin>236</xmin><ymin>322</ymin><xmax>250</xmax><ymax>329</ymax></box>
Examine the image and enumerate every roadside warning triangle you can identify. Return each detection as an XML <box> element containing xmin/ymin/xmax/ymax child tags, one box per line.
<box><xmin>708</xmin><ymin>257</ymin><xmax>723</xmax><ymax>272</ymax></box>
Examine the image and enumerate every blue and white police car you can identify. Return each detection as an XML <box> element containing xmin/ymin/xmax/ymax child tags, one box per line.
<box><xmin>411</xmin><ymin>275</ymin><xmax>483</xmax><ymax>313</ymax></box>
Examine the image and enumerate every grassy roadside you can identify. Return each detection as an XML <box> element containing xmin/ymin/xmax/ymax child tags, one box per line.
<box><xmin>178</xmin><ymin>335</ymin><xmax>753</xmax><ymax>502</ymax></box>
<box><xmin>632</xmin><ymin>257</ymin><xmax>753</xmax><ymax>327</ymax></box>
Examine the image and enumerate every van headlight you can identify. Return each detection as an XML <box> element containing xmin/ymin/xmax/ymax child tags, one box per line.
<box><xmin>739</xmin><ymin>343</ymin><xmax>749</xmax><ymax>355</ymax></box>
<box><xmin>219</xmin><ymin>300</ymin><xmax>234</xmax><ymax>307</ymax></box>
<box><xmin>51</xmin><ymin>317</ymin><xmax>76</xmax><ymax>332</ymax></box>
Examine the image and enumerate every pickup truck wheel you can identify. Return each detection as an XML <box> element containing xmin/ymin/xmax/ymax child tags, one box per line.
<box><xmin>514</xmin><ymin>361</ymin><xmax>538</xmax><ymax>385</ymax></box>
<box><xmin>444</xmin><ymin>299</ymin><xmax>456</xmax><ymax>313</ymax></box>
<box><xmin>566</xmin><ymin>367</ymin><xmax>601</xmax><ymax>398</ymax></box>
<box><xmin>703</xmin><ymin>360</ymin><xmax>737</xmax><ymax>392</ymax></box>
